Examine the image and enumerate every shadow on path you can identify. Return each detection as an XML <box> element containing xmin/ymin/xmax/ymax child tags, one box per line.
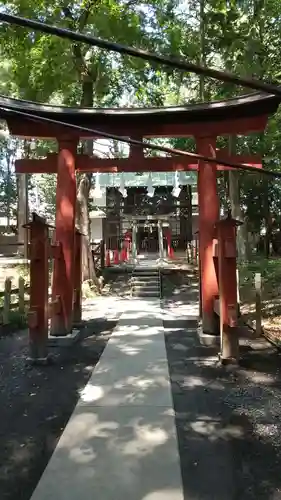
<box><xmin>165</xmin><ymin>322</ymin><xmax>281</xmax><ymax>499</ymax></box>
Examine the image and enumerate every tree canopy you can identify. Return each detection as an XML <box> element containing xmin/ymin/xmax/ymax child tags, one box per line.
<box><xmin>1</xmin><ymin>0</ymin><xmax>281</xmax><ymax>259</ymax></box>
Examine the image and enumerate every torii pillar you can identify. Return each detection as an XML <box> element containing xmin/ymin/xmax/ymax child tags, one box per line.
<box><xmin>196</xmin><ymin>136</ymin><xmax>219</xmax><ymax>335</ymax></box>
<box><xmin>51</xmin><ymin>139</ymin><xmax>77</xmax><ymax>335</ymax></box>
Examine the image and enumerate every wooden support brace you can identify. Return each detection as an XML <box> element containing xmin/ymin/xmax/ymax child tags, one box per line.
<box><xmin>213</xmin><ymin>299</ymin><xmax>237</xmax><ymax>327</ymax></box>
<box><xmin>25</xmin><ymin>213</ymin><xmax>49</xmax><ymax>363</ymax></box>
<box><xmin>2</xmin><ymin>278</ymin><xmax>11</xmax><ymax>325</ymax></box>
<box><xmin>30</xmin><ymin>241</ymin><xmax>44</xmax><ymax>261</ymax></box>
<box><xmin>215</xmin><ymin>215</ymin><xmax>242</xmax><ymax>364</ymax></box>
<box><xmin>47</xmin><ymin>295</ymin><xmax>61</xmax><ymax>318</ymax></box>
<box><xmin>227</xmin><ymin>304</ymin><xmax>237</xmax><ymax>328</ymax></box>
<box><xmin>255</xmin><ymin>272</ymin><xmax>262</xmax><ymax>336</ymax></box>
<box><xmin>27</xmin><ymin>309</ymin><xmax>38</xmax><ymax>329</ymax></box>
<box><xmin>49</xmin><ymin>241</ymin><xmax>62</xmax><ymax>260</ymax></box>
<box><xmin>73</xmin><ymin>230</ymin><xmax>82</xmax><ymax>326</ymax></box>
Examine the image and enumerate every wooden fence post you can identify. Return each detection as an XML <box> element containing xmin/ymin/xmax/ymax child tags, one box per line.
<box><xmin>3</xmin><ymin>278</ymin><xmax>11</xmax><ymax>325</ymax></box>
<box><xmin>255</xmin><ymin>272</ymin><xmax>262</xmax><ymax>336</ymax></box>
<box><xmin>18</xmin><ymin>276</ymin><xmax>25</xmax><ymax>315</ymax></box>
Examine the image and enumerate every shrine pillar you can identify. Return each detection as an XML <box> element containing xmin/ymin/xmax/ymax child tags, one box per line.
<box><xmin>51</xmin><ymin>139</ymin><xmax>77</xmax><ymax>335</ymax></box>
<box><xmin>131</xmin><ymin>220</ymin><xmax>138</xmax><ymax>263</ymax></box>
<box><xmin>196</xmin><ymin>136</ymin><xmax>219</xmax><ymax>335</ymax></box>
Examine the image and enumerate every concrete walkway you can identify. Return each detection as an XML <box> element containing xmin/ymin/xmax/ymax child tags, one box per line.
<box><xmin>30</xmin><ymin>298</ymin><xmax>185</xmax><ymax>500</ymax></box>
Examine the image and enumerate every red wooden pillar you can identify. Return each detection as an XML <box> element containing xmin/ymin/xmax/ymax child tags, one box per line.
<box><xmin>26</xmin><ymin>213</ymin><xmax>49</xmax><ymax>363</ymax></box>
<box><xmin>196</xmin><ymin>136</ymin><xmax>219</xmax><ymax>334</ymax></box>
<box><xmin>73</xmin><ymin>229</ymin><xmax>82</xmax><ymax>325</ymax></box>
<box><xmin>51</xmin><ymin>140</ymin><xmax>77</xmax><ymax>335</ymax></box>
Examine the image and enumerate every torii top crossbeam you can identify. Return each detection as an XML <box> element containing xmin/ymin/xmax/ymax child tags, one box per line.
<box><xmin>0</xmin><ymin>92</ymin><xmax>280</xmax><ymax>140</ymax></box>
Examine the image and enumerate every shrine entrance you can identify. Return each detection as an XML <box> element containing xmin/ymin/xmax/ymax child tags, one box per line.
<box><xmin>137</xmin><ymin>225</ymin><xmax>159</xmax><ymax>254</ymax></box>
<box><xmin>102</xmin><ymin>182</ymin><xmax>194</xmax><ymax>255</ymax></box>
<box><xmin>120</xmin><ymin>214</ymin><xmax>173</xmax><ymax>259</ymax></box>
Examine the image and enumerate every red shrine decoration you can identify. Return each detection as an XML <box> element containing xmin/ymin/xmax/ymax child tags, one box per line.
<box><xmin>124</xmin><ymin>230</ymin><xmax>132</xmax><ymax>251</ymax></box>
<box><xmin>113</xmin><ymin>249</ymin><xmax>119</xmax><ymax>265</ymax></box>
<box><xmin>1</xmin><ymin>92</ymin><xmax>280</xmax><ymax>358</ymax></box>
<box><xmin>164</xmin><ymin>228</ymin><xmax>172</xmax><ymax>258</ymax></box>
<box><xmin>105</xmin><ymin>250</ymin><xmax>111</xmax><ymax>267</ymax></box>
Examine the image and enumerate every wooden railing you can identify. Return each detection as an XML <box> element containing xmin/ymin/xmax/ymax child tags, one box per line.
<box><xmin>0</xmin><ymin>276</ymin><xmax>29</xmax><ymax>325</ymax></box>
<box><xmin>91</xmin><ymin>239</ymin><xmax>105</xmax><ymax>270</ymax></box>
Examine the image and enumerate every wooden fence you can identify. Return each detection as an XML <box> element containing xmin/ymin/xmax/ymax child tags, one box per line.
<box><xmin>0</xmin><ymin>277</ymin><xmax>29</xmax><ymax>325</ymax></box>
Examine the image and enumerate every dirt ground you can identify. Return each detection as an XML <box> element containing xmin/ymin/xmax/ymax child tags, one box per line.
<box><xmin>0</xmin><ymin>319</ymin><xmax>117</xmax><ymax>500</ymax></box>
<box><xmin>1</xmin><ymin>269</ymin><xmax>281</xmax><ymax>499</ymax></box>
<box><xmin>165</xmin><ymin>321</ymin><xmax>281</xmax><ymax>499</ymax></box>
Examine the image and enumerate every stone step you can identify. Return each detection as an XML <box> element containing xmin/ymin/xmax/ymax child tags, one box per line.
<box><xmin>132</xmin><ymin>286</ymin><xmax>160</xmax><ymax>293</ymax></box>
<box><xmin>132</xmin><ymin>275</ymin><xmax>159</xmax><ymax>280</ymax></box>
<box><xmin>131</xmin><ymin>275</ymin><xmax>159</xmax><ymax>281</ymax></box>
<box><xmin>133</xmin><ymin>270</ymin><xmax>159</xmax><ymax>276</ymax></box>
<box><xmin>130</xmin><ymin>267</ymin><xmax>160</xmax><ymax>298</ymax></box>
<box><xmin>131</xmin><ymin>280</ymin><xmax>159</xmax><ymax>286</ymax></box>
<box><xmin>132</xmin><ymin>290</ymin><xmax>160</xmax><ymax>297</ymax></box>
<box><xmin>132</xmin><ymin>281</ymin><xmax>159</xmax><ymax>286</ymax></box>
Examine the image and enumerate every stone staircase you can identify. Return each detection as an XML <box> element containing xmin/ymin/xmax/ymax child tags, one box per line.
<box><xmin>130</xmin><ymin>268</ymin><xmax>161</xmax><ymax>298</ymax></box>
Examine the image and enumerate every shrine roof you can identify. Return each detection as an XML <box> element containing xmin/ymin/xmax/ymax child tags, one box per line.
<box><xmin>0</xmin><ymin>91</ymin><xmax>280</xmax><ymax>138</ymax></box>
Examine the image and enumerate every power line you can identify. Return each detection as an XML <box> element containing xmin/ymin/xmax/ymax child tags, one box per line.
<box><xmin>1</xmin><ymin>12</ymin><xmax>281</xmax><ymax>97</ymax></box>
<box><xmin>1</xmin><ymin>104</ymin><xmax>280</xmax><ymax>178</ymax></box>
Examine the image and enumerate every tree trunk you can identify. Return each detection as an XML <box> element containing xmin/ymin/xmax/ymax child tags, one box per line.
<box><xmin>263</xmin><ymin>179</ymin><xmax>272</xmax><ymax>258</ymax></box>
<box><xmin>17</xmin><ymin>141</ymin><xmax>29</xmax><ymax>257</ymax></box>
<box><xmin>17</xmin><ymin>174</ymin><xmax>29</xmax><ymax>257</ymax></box>
<box><xmin>243</xmin><ymin>216</ymin><xmax>252</xmax><ymax>258</ymax></box>
<box><xmin>199</xmin><ymin>0</ymin><xmax>206</xmax><ymax>101</ymax></box>
<box><xmin>6</xmin><ymin>148</ymin><xmax>11</xmax><ymax>230</ymax></box>
<box><xmin>76</xmin><ymin>78</ymin><xmax>95</xmax><ymax>282</ymax></box>
<box><xmin>228</xmin><ymin>136</ymin><xmax>248</xmax><ymax>261</ymax></box>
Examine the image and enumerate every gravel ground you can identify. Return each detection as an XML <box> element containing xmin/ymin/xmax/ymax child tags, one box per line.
<box><xmin>164</xmin><ymin>320</ymin><xmax>281</xmax><ymax>499</ymax></box>
<box><xmin>0</xmin><ymin>319</ymin><xmax>117</xmax><ymax>500</ymax></box>
<box><xmin>2</xmin><ymin>270</ymin><xmax>281</xmax><ymax>499</ymax></box>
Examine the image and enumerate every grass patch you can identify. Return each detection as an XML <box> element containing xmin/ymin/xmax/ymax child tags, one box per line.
<box><xmin>0</xmin><ymin>310</ymin><xmax>27</xmax><ymax>334</ymax></box>
<box><xmin>239</xmin><ymin>257</ymin><xmax>281</xmax><ymax>338</ymax></box>
<box><xmin>239</xmin><ymin>257</ymin><xmax>281</xmax><ymax>305</ymax></box>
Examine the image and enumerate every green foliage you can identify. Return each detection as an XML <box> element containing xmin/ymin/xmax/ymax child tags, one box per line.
<box><xmin>0</xmin><ymin>138</ymin><xmax>18</xmax><ymax>222</ymax></box>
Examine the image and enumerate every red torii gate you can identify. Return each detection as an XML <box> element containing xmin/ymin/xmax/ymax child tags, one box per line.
<box><xmin>15</xmin><ymin>150</ymin><xmax>261</xmax><ymax>173</ymax></box>
<box><xmin>0</xmin><ymin>93</ymin><xmax>279</xmax><ymax>338</ymax></box>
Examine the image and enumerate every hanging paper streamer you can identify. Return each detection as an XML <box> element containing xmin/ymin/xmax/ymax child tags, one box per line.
<box><xmin>172</xmin><ymin>171</ymin><xmax>181</xmax><ymax>198</ymax></box>
<box><xmin>91</xmin><ymin>172</ymin><xmax>103</xmax><ymax>199</ymax></box>
<box><xmin>119</xmin><ymin>172</ymin><xmax>127</xmax><ymax>198</ymax></box>
<box><xmin>146</xmin><ymin>172</ymin><xmax>155</xmax><ymax>197</ymax></box>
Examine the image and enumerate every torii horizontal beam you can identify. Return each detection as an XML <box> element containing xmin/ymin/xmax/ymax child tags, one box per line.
<box><xmin>15</xmin><ymin>152</ymin><xmax>262</xmax><ymax>174</ymax></box>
